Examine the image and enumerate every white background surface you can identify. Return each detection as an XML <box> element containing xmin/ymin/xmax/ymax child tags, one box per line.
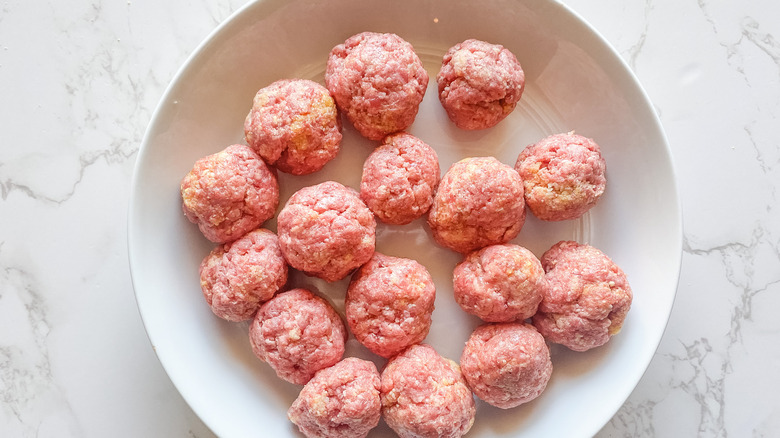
<box><xmin>1</xmin><ymin>0</ymin><xmax>778</xmax><ymax>437</ymax></box>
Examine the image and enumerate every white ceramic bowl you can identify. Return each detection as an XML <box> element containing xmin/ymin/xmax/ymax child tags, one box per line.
<box><xmin>129</xmin><ymin>0</ymin><xmax>682</xmax><ymax>436</ymax></box>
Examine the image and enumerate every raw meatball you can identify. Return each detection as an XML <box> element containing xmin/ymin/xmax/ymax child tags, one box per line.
<box><xmin>360</xmin><ymin>132</ymin><xmax>440</xmax><ymax>225</ymax></box>
<box><xmin>180</xmin><ymin>144</ymin><xmax>279</xmax><ymax>243</ymax></box>
<box><xmin>515</xmin><ymin>132</ymin><xmax>606</xmax><ymax>221</ymax></box>
<box><xmin>288</xmin><ymin>358</ymin><xmax>381</xmax><ymax>438</ymax></box>
<box><xmin>460</xmin><ymin>322</ymin><xmax>552</xmax><ymax>409</ymax></box>
<box><xmin>453</xmin><ymin>244</ymin><xmax>544</xmax><ymax>322</ymax></box>
<box><xmin>437</xmin><ymin>39</ymin><xmax>525</xmax><ymax>130</ymax></box>
<box><xmin>199</xmin><ymin>228</ymin><xmax>288</xmax><ymax>322</ymax></box>
<box><xmin>249</xmin><ymin>288</ymin><xmax>347</xmax><ymax>385</ymax></box>
<box><xmin>244</xmin><ymin>79</ymin><xmax>342</xmax><ymax>175</ymax></box>
<box><xmin>325</xmin><ymin>32</ymin><xmax>428</xmax><ymax>140</ymax></box>
<box><xmin>277</xmin><ymin>181</ymin><xmax>376</xmax><ymax>282</ymax></box>
<box><xmin>427</xmin><ymin>157</ymin><xmax>526</xmax><ymax>254</ymax></box>
<box><xmin>532</xmin><ymin>240</ymin><xmax>632</xmax><ymax>352</ymax></box>
<box><xmin>381</xmin><ymin>344</ymin><xmax>475</xmax><ymax>438</ymax></box>
<box><xmin>346</xmin><ymin>253</ymin><xmax>435</xmax><ymax>358</ymax></box>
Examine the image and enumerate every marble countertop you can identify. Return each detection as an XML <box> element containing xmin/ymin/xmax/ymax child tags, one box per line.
<box><xmin>2</xmin><ymin>0</ymin><xmax>778</xmax><ymax>436</ymax></box>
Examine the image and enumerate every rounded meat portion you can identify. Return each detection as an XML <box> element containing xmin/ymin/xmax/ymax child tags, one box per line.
<box><xmin>325</xmin><ymin>32</ymin><xmax>429</xmax><ymax>140</ymax></box>
<box><xmin>532</xmin><ymin>240</ymin><xmax>632</xmax><ymax>352</ymax></box>
<box><xmin>288</xmin><ymin>357</ymin><xmax>381</xmax><ymax>438</ymax></box>
<box><xmin>199</xmin><ymin>228</ymin><xmax>288</xmax><ymax>322</ymax></box>
<box><xmin>360</xmin><ymin>132</ymin><xmax>440</xmax><ymax>225</ymax></box>
<box><xmin>244</xmin><ymin>79</ymin><xmax>342</xmax><ymax>175</ymax></box>
<box><xmin>453</xmin><ymin>244</ymin><xmax>544</xmax><ymax>322</ymax></box>
<box><xmin>277</xmin><ymin>181</ymin><xmax>376</xmax><ymax>282</ymax></box>
<box><xmin>381</xmin><ymin>344</ymin><xmax>476</xmax><ymax>438</ymax></box>
<box><xmin>346</xmin><ymin>253</ymin><xmax>435</xmax><ymax>358</ymax></box>
<box><xmin>180</xmin><ymin>144</ymin><xmax>279</xmax><ymax>243</ymax></box>
<box><xmin>437</xmin><ymin>39</ymin><xmax>525</xmax><ymax>130</ymax></box>
<box><xmin>427</xmin><ymin>157</ymin><xmax>526</xmax><ymax>254</ymax></box>
<box><xmin>249</xmin><ymin>288</ymin><xmax>347</xmax><ymax>385</ymax></box>
<box><xmin>460</xmin><ymin>322</ymin><xmax>552</xmax><ymax>409</ymax></box>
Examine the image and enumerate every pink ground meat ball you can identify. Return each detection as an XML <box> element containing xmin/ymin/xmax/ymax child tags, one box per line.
<box><xmin>346</xmin><ymin>253</ymin><xmax>435</xmax><ymax>358</ymax></box>
<box><xmin>360</xmin><ymin>132</ymin><xmax>440</xmax><ymax>225</ymax></box>
<box><xmin>277</xmin><ymin>181</ymin><xmax>376</xmax><ymax>282</ymax></box>
<box><xmin>437</xmin><ymin>39</ymin><xmax>525</xmax><ymax>130</ymax></box>
<box><xmin>244</xmin><ymin>79</ymin><xmax>342</xmax><ymax>175</ymax></box>
<box><xmin>199</xmin><ymin>228</ymin><xmax>288</xmax><ymax>322</ymax></box>
<box><xmin>453</xmin><ymin>244</ymin><xmax>544</xmax><ymax>322</ymax></box>
<box><xmin>381</xmin><ymin>344</ymin><xmax>476</xmax><ymax>438</ymax></box>
<box><xmin>460</xmin><ymin>322</ymin><xmax>552</xmax><ymax>409</ymax></box>
<box><xmin>325</xmin><ymin>32</ymin><xmax>429</xmax><ymax>140</ymax></box>
<box><xmin>249</xmin><ymin>288</ymin><xmax>347</xmax><ymax>385</ymax></box>
<box><xmin>532</xmin><ymin>240</ymin><xmax>632</xmax><ymax>352</ymax></box>
<box><xmin>288</xmin><ymin>358</ymin><xmax>381</xmax><ymax>438</ymax></box>
<box><xmin>180</xmin><ymin>144</ymin><xmax>279</xmax><ymax>243</ymax></box>
<box><xmin>515</xmin><ymin>132</ymin><xmax>606</xmax><ymax>221</ymax></box>
<box><xmin>427</xmin><ymin>157</ymin><xmax>526</xmax><ymax>254</ymax></box>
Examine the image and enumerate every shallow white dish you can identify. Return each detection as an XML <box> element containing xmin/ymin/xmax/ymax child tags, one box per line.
<box><xmin>128</xmin><ymin>0</ymin><xmax>682</xmax><ymax>436</ymax></box>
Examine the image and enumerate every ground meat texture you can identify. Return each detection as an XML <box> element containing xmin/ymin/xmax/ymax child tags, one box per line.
<box><xmin>360</xmin><ymin>133</ymin><xmax>440</xmax><ymax>225</ymax></box>
<box><xmin>288</xmin><ymin>358</ymin><xmax>381</xmax><ymax>438</ymax></box>
<box><xmin>427</xmin><ymin>157</ymin><xmax>526</xmax><ymax>254</ymax></box>
<box><xmin>277</xmin><ymin>181</ymin><xmax>376</xmax><ymax>282</ymax></box>
<box><xmin>515</xmin><ymin>132</ymin><xmax>606</xmax><ymax>221</ymax></box>
<box><xmin>199</xmin><ymin>229</ymin><xmax>288</xmax><ymax>322</ymax></box>
<box><xmin>325</xmin><ymin>32</ymin><xmax>428</xmax><ymax>140</ymax></box>
<box><xmin>244</xmin><ymin>79</ymin><xmax>342</xmax><ymax>175</ymax></box>
<box><xmin>346</xmin><ymin>253</ymin><xmax>435</xmax><ymax>358</ymax></box>
<box><xmin>249</xmin><ymin>289</ymin><xmax>347</xmax><ymax>385</ymax></box>
<box><xmin>437</xmin><ymin>39</ymin><xmax>525</xmax><ymax>130</ymax></box>
<box><xmin>381</xmin><ymin>344</ymin><xmax>475</xmax><ymax>438</ymax></box>
<box><xmin>532</xmin><ymin>240</ymin><xmax>632</xmax><ymax>352</ymax></box>
<box><xmin>453</xmin><ymin>244</ymin><xmax>544</xmax><ymax>322</ymax></box>
<box><xmin>180</xmin><ymin>144</ymin><xmax>279</xmax><ymax>243</ymax></box>
<box><xmin>460</xmin><ymin>322</ymin><xmax>552</xmax><ymax>409</ymax></box>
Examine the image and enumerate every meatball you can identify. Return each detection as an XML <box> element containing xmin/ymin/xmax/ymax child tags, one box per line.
<box><xmin>437</xmin><ymin>39</ymin><xmax>525</xmax><ymax>130</ymax></box>
<box><xmin>453</xmin><ymin>244</ymin><xmax>544</xmax><ymax>322</ymax></box>
<box><xmin>427</xmin><ymin>157</ymin><xmax>526</xmax><ymax>254</ymax></box>
<box><xmin>288</xmin><ymin>358</ymin><xmax>381</xmax><ymax>438</ymax></box>
<box><xmin>360</xmin><ymin>132</ymin><xmax>440</xmax><ymax>225</ymax></box>
<box><xmin>249</xmin><ymin>288</ymin><xmax>346</xmax><ymax>385</ymax></box>
<box><xmin>532</xmin><ymin>240</ymin><xmax>632</xmax><ymax>352</ymax></box>
<box><xmin>346</xmin><ymin>253</ymin><xmax>435</xmax><ymax>358</ymax></box>
<box><xmin>381</xmin><ymin>344</ymin><xmax>475</xmax><ymax>438</ymax></box>
<box><xmin>244</xmin><ymin>79</ymin><xmax>342</xmax><ymax>175</ymax></box>
<box><xmin>199</xmin><ymin>228</ymin><xmax>288</xmax><ymax>322</ymax></box>
<box><xmin>180</xmin><ymin>144</ymin><xmax>279</xmax><ymax>243</ymax></box>
<box><xmin>325</xmin><ymin>32</ymin><xmax>428</xmax><ymax>140</ymax></box>
<box><xmin>277</xmin><ymin>181</ymin><xmax>376</xmax><ymax>282</ymax></box>
<box><xmin>460</xmin><ymin>322</ymin><xmax>552</xmax><ymax>409</ymax></box>
<box><xmin>515</xmin><ymin>132</ymin><xmax>606</xmax><ymax>221</ymax></box>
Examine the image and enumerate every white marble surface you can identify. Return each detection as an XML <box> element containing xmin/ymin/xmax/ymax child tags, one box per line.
<box><xmin>1</xmin><ymin>0</ymin><xmax>778</xmax><ymax>436</ymax></box>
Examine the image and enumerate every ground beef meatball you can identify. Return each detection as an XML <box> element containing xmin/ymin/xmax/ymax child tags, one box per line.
<box><xmin>453</xmin><ymin>244</ymin><xmax>544</xmax><ymax>322</ymax></box>
<box><xmin>437</xmin><ymin>39</ymin><xmax>525</xmax><ymax>130</ymax></box>
<box><xmin>360</xmin><ymin>133</ymin><xmax>440</xmax><ymax>225</ymax></box>
<box><xmin>515</xmin><ymin>132</ymin><xmax>606</xmax><ymax>221</ymax></box>
<box><xmin>277</xmin><ymin>181</ymin><xmax>376</xmax><ymax>282</ymax></box>
<box><xmin>346</xmin><ymin>253</ymin><xmax>435</xmax><ymax>358</ymax></box>
<box><xmin>532</xmin><ymin>240</ymin><xmax>632</xmax><ymax>352</ymax></box>
<box><xmin>381</xmin><ymin>344</ymin><xmax>475</xmax><ymax>438</ymax></box>
<box><xmin>244</xmin><ymin>79</ymin><xmax>342</xmax><ymax>175</ymax></box>
<box><xmin>325</xmin><ymin>32</ymin><xmax>428</xmax><ymax>140</ymax></box>
<box><xmin>460</xmin><ymin>322</ymin><xmax>552</xmax><ymax>409</ymax></box>
<box><xmin>180</xmin><ymin>144</ymin><xmax>279</xmax><ymax>243</ymax></box>
<box><xmin>199</xmin><ymin>228</ymin><xmax>287</xmax><ymax>322</ymax></box>
<box><xmin>249</xmin><ymin>288</ymin><xmax>347</xmax><ymax>385</ymax></box>
<box><xmin>427</xmin><ymin>157</ymin><xmax>526</xmax><ymax>254</ymax></box>
<box><xmin>288</xmin><ymin>358</ymin><xmax>381</xmax><ymax>438</ymax></box>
